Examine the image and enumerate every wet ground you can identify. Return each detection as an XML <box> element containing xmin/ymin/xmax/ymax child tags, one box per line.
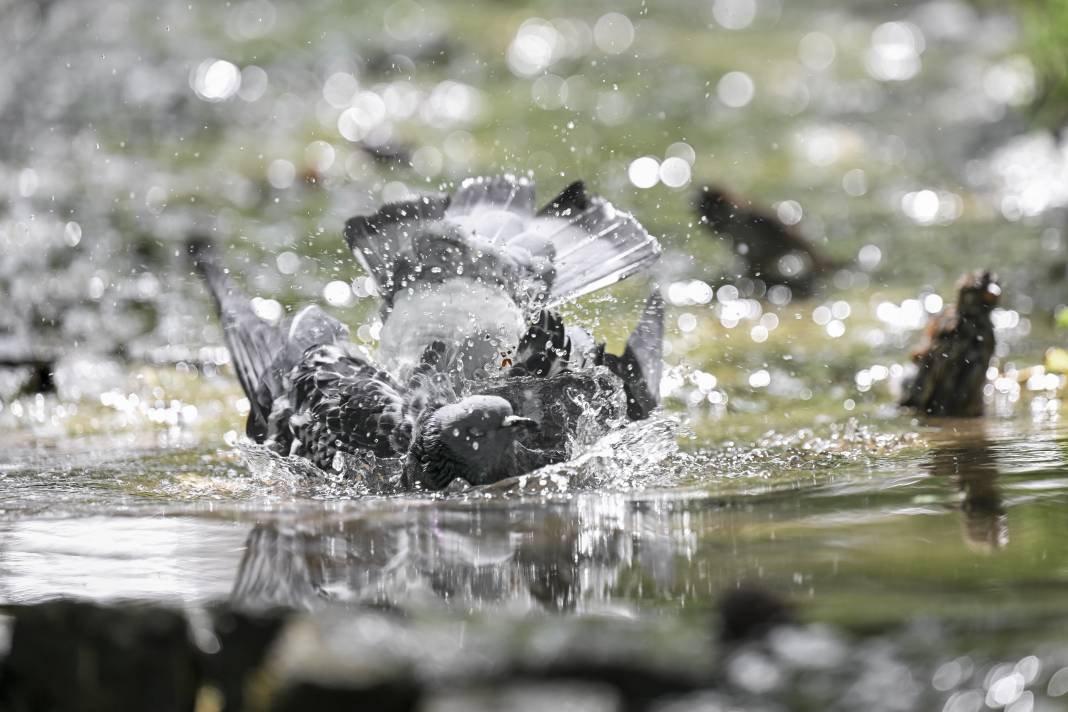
<box><xmin>3</xmin><ymin>0</ymin><xmax>1068</xmax><ymax>708</ymax></box>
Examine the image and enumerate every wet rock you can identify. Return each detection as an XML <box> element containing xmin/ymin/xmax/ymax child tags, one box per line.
<box><xmin>512</xmin><ymin>662</ymin><xmax>701</xmax><ymax>712</ymax></box>
<box><xmin>202</xmin><ymin>606</ymin><xmax>291</xmax><ymax>712</ymax></box>
<box><xmin>250</xmin><ymin>613</ymin><xmax>426</xmax><ymax>712</ymax></box>
<box><xmin>718</xmin><ymin>584</ymin><xmax>795</xmax><ymax>644</ymax></box>
<box><xmin>425</xmin><ymin>683</ymin><xmax>620</xmax><ymax>712</ymax></box>
<box><xmin>0</xmin><ymin>600</ymin><xmax>199</xmax><ymax>712</ymax></box>
<box><xmin>269</xmin><ymin>678</ymin><xmax>420</xmax><ymax>712</ymax></box>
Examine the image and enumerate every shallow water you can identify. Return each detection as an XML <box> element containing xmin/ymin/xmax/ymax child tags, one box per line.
<box><xmin>4</xmin><ymin>412</ymin><xmax>1068</xmax><ymax>620</ymax></box>
<box><xmin>6</xmin><ymin>411</ymin><xmax>1068</xmax><ymax>706</ymax></box>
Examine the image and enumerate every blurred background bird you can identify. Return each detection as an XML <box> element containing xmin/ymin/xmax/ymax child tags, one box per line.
<box><xmin>901</xmin><ymin>270</ymin><xmax>1000</xmax><ymax>417</ymax></box>
<box><xmin>694</xmin><ymin>184</ymin><xmax>840</xmax><ymax>297</ymax></box>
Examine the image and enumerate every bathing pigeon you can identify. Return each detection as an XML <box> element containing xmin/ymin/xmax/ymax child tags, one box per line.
<box><xmin>189</xmin><ymin>239</ymin><xmax>537</xmax><ymax>490</ymax></box>
<box><xmin>901</xmin><ymin>270</ymin><xmax>1000</xmax><ymax>417</ymax></box>
<box><xmin>694</xmin><ymin>184</ymin><xmax>838</xmax><ymax>297</ymax></box>
<box><xmin>344</xmin><ymin>175</ymin><xmax>661</xmax><ymax>385</ymax></box>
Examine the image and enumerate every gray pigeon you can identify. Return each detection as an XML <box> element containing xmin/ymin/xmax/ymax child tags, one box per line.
<box><xmin>344</xmin><ymin>175</ymin><xmax>662</xmax><ymax>385</ymax></box>
<box><xmin>190</xmin><ymin>176</ymin><xmax>664</xmax><ymax>490</ymax></box>
<box><xmin>189</xmin><ymin>239</ymin><xmax>537</xmax><ymax>490</ymax></box>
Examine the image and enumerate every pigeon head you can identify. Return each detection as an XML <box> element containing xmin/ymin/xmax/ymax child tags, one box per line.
<box><xmin>409</xmin><ymin>395</ymin><xmax>537</xmax><ymax>490</ymax></box>
<box><xmin>956</xmin><ymin>270</ymin><xmax>1000</xmax><ymax>318</ymax></box>
<box><xmin>695</xmin><ymin>185</ymin><xmax>739</xmax><ymax>230</ymax></box>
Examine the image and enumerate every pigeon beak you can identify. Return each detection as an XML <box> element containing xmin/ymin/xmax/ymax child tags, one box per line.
<box><xmin>984</xmin><ymin>282</ymin><xmax>1001</xmax><ymax>303</ymax></box>
<box><xmin>501</xmin><ymin>415</ymin><xmax>538</xmax><ymax>431</ymax></box>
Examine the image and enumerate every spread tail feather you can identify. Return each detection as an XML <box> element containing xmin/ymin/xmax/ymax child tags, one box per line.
<box><xmin>449</xmin><ymin>174</ymin><xmax>535</xmax><ymax>217</ymax></box>
<box><xmin>342</xmin><ymin>177</ymin><xmax>661</xmax><ymax>313</ymax></box>
<box><xmin>534</xmin><ymin>181</ymin><xmax>661</xmax><ymax>306</ymax></box>
<box><xmin>603</xmin><ymin>290</ymin><xmax>664</xmax><ymax>420</ymax></box>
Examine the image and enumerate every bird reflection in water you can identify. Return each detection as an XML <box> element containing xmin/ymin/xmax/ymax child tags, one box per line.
<box><xmin>925</xmin><ymin>430</ymin><xmax>1007</xmax><ymax>552</ymax></box>
<box><xmin>228</xmin><ymin>499</ymin><xmax>677</xmax><ymax>613</ymax></box>
<box><xmin>230</xmin><ymin>526</ymin><xmax>327</xmax><ymax>610</ymax></box>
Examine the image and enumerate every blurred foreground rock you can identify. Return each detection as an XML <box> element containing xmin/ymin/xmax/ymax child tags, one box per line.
<box><xmin>0</xmin><ymin>600</ymin><xmax>199</xmax><ymax>712</ymax></box>
<box><xmin>0</xmin><ymin>599</ymin><xmax>716</xmax><ymax>712</ymax></box>
<box><xmin>0</xmin><ymin>592</ymin><xmax>1017</xmax><ymax>712</ymax></box>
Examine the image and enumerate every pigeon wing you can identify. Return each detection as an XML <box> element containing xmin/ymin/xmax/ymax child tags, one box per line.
<box><xmin>286</xmin><ymin>346</ymin><xmax>408</xmax><ymax>466</ymax></box>
<box><xmin>343</xmin><ymin>194</ymin><xmax>450</xmax><ymax>304</ymax></box>
<box><xmin>510</xmin><ymin>310</ymin><xmax>571</xmax><ymax>377</ymax></box>
<box><xmin>188</xmin><ymin>238</ymin><xmax>285</xmax><ymax>439</ymax></box>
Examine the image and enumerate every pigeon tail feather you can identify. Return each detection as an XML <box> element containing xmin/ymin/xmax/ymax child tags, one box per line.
<box><xmin>534</xmin><ymin>181</ymin><xmax>662</xmax><ymax>307</ymax></box>
<box><xmin>343</xmin><ymin>177</ymin><xmax>661</xmax><ymax>315</ymax></box>
<box><xmin>449</xmin><ymin>174</ymin><xmax>536</xmax><ymax>218</ymax></box>
<box><xmin>343</xmin><ymin>194</ymin><xmax>450</xmax><ymax>303</ymax></box>
<box><xmin>188</xmin><ymin>238</ymin><xmax>350</xmax><ymax>440</ymax></box>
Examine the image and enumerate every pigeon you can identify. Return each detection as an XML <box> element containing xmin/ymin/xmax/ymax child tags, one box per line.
<box><xmin>188</xmin><ymin>239</ymin><xmax>538</xmax><ymax>491</ymax></box>
<box><xmin>344</xmin><ymin>175</ymin><xmax>662</xmax><ymax>385</ymax></box>
<box><xmin>901</xmin><ymin>270</ymin><xmax>1000</xmax><ymax>417</ymax></box>
<box><xmin>694</xmin><ymin>184</ymin><xmax>838</xmax><ymax>296</ymax></box>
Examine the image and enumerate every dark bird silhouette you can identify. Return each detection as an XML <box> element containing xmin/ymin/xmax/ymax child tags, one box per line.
<box><xmin>189</xmin><ymin>240</ymin><xmax>537</xmax><ymax>491</ymax></box>
<box><xmin>359</xmin><ymin>140</ymin><xmax>412</xmax><ymax>168</ymax></box>
<box><xmin>694</xmin><ymin>184</ymin><xmax>838</xmax><ymax>296</ymax></box>
<box><xmin>344</xmin><ymin>175</ymin><xmax>661</xmax><ymax>385</ymax></box>
<box><xmin>901</xmin><ymin>270</ymin><xmax>1000</xmax><ymax>417</ymax></box>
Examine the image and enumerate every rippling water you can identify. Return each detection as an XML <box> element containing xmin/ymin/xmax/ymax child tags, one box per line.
<box><xmin>5</xmin><ymin>413</ymin><xmax>1068</xmax><ymax>707</ymax></box>
<box><xmin>3</xmin><ymin>415</ymin><xmax>1066</xmax><ymax>615</ymax></box>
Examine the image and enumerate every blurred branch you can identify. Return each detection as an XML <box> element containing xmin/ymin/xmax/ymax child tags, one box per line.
<box><xmin>1020</xmin><ymin>0</ymin><xmax>1068</xmax><ymax>132</ymax></box>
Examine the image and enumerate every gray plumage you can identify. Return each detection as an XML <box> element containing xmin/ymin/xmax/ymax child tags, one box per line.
<box><xmin>344</xmin><ymin>175</ymin><xmax>661</xmax><ymax>383</ymax></box>
<box><xmin>189</xmin><ymin>240</ymin><xmax>536</xmax><ymax>490</ymax></box>
<box><xmin>469</xmin><ymin>291</ymin><xmax>666</xmax><ymax>474</ymax></box>
<box><xmin>190</xmin><ymin>175</ymin><xmax>664</xmax><ymax>490</ymax></box>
